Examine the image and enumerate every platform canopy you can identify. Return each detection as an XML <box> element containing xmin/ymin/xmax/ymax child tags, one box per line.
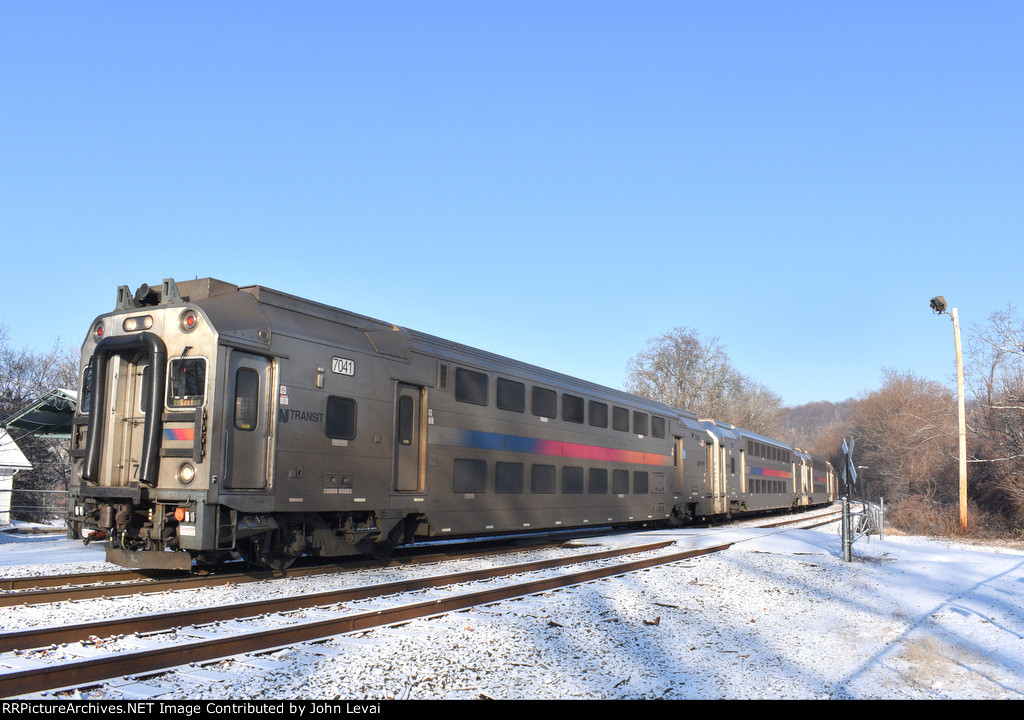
<box><xmin>2</xmin><ymin>388</ymin><xmax>77</xmax><ymax>439</ymax></box>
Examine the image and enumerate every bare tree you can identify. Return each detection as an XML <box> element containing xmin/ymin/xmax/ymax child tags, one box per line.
<box><xmin>965</xmin><ymin>306</ymin><xmax>1024</xmax><ymax>524</ymax></box>
<box><xmin>625</xmin><ymin>326</ymin><xmax>784</xmax><ymax>436</ymax></box>
<box><xmin>846</xmin><ymin>368</ymin><xmax>957</xmax><ymax>503</ymax></box>
<box><xmin>0</xmin><ymin>323</ymin><xmax>80</xmax><ymax>522</ymax></box>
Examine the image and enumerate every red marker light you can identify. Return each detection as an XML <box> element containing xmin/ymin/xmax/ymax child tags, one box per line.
<box><xmin>179</xmin><ymin>310</ymin><xmax>199</xmax><ymax>333</ymax></box>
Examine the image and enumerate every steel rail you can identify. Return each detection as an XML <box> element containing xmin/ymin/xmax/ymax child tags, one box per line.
<box><xmin>0</xmin><ymin>568</ymin><xmax>159</xmax><ymax>592</ymax></box>
<box><xmin>0</xmin><ymin>540</ymin><xmax>676</xmax><ymax>653</ymax></box>
<box><xmin>1</xmin><ymin>539</ymin><xmax>731</xmax><ymax>698</ymax></box>
<box><xmin>0</xmin><ymin>524</ymin><xmax>636</xmax><ymax>604</ymax></box>
<box><xmin>1</xmin><ymin>507</ymin><xmax>840</xmax><ymax>598</ymax></box>
<box><xmin>0</xmin><ymin>535</ymin><xmax>583</xmax><ymax>607</ymax></box>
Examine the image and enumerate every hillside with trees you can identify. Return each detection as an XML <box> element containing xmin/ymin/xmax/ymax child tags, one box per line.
<box><xmin>628</xmin><ymin>317</ymin><xmax>1024</xmax><ymax>541</ymax></box>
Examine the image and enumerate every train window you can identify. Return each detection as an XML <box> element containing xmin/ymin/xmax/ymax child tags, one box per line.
<box><xmin>453</xmin><ymin>459</ymin><xmax>487</xmax><ymax>493</ymax></box>
<box><xmin>81</xmin><ymin>364</ymin><xmax>93</xmax><ymax>413</ymax></box>
<box><xmin>562</xmin><ymin>394</ymin><xmax>584</xmax><ymax>424</ymax></box>
<box><xmin>496</xmin><ymin>462</ymin><xmax>524</xmax><ymax>493</ymax></box>
<box><xmin>234</xmin><ymin>368</ymin><xmax>260</xmax><ymax>431</ymax></box>
<box><xmin>633</xmin><ymin>412</ymin><xmax>649</xmax><ymax>436</ymax></box>
<box><xmin>167</xmin><ymin>358</ymin><xmax>207</xmax><ymax>408</ymax></box>
<box><xmin>139</xmin><ymin>366</ymin><xmax>150</xmax><ymax>413</ymax></box>
<box><xmin>562</xmin><ymin>466</ymin><xmax>584</xmax><ymax>494</ymax></box>
<box><xmin>612</xmin><ymin>469</ymin><xmax>629</xmax><ymax>494</ymax></box>
<box><xmin>612</xmin><ymin>406</ymin><xmax>630</xmax><ymax>432</ymax></box>
<box><xmin>532</xmin><ymin>387</ymin><xmax>557</xmax><ymax>418</ymax></box>
<box><xmin>588</xmin><ymin>468</ymin><xmax>608</xmax><ymax>494</ymax></box>
<box><xmin>634</xmin><ymin>471</ymin><xmax>649</xmax><ymax>494</ymax></box>
<box><xmin>651</xmin><ymin>416</ymin><xmax>666</xmax><ymax>438</ymax></box>
<box><xmin>730</xmin><ymin>457</ymin><xmax>736</xmax><ymax>475</ymax></box>
<box><xmin>455</xmin><ymin>368</ymin><xmax>488</xmax><ymax>406</ymax></box>
<box><xmin>326</xmin><ymin>396</ymin><xmax>357</xmax><ymax>440</ymax></box>
<box><xmin>588</xmin><ymin>401</ymin><xmax>608</xmax><ymax>428</ymax></box>
<box><xmin>497</xmin><ymin>378</ymin><xmax>525</xmax><ymax>413</ymax></box>
<box><xmin>531</xmin><ymin>464</ymin><xmax>556</xmax><ymax>494</ymax></box>
<box><xmin>397</xmin><ymin>396</ymin><xmax>414</xmax><ymax>446</ymax></box>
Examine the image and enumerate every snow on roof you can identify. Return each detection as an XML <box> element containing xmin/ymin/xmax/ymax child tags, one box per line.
<box><xmin>0</xmin><ymin>429</ymin><xmax>31</xmax><ymax>470</ymax></box>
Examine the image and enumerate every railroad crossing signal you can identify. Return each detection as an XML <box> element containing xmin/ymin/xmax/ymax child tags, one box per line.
<box><xmin>841</xmin><ymin>438</ymin><xmax>857</xmax><ymax>488</ymax></box>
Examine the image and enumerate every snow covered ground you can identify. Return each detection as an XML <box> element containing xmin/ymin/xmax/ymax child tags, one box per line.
<box><xmin>1</xmin><ymin>515</ymin><xmax>1023</xmax><ymax>700</ymax></box>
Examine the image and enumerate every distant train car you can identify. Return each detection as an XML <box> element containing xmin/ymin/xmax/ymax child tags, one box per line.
<box><xmin>66</xmin><ymin>279</ymin><xmax>834</xmax><ymax>570</ymax></box>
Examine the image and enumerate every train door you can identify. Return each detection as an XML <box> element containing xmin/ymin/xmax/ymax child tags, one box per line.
<box><xmin>393</xmin><ymin>383</ymin><xmax>424</xmax><ymax>492</ymax></box>
<box><xmin>224</xmin><ymin>352</ymin><xmax>272</xmax><ymax>490</ymax></box>
<box><xmin>673</xmin><ymin>436</ymin><xmax>686</xmax><ymax>493</ymax></box>
<box><xmin>111</xmin><ymin>356</ymin><xmax>150</xmax><ymax>487</ymax></box>
<box><xmin>705</xmin><ymin>439</ymin><xmax>724</xmax><ymax>515</ymax></box>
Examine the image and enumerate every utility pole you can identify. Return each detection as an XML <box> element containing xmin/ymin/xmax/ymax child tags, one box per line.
<box><xmin>930</xmin><ymin>296</ymin><xmax>968</xmax><ymax>533</ymax></box>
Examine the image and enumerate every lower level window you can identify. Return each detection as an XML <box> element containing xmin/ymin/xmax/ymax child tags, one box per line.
<box><xmin>454</xmin><ymin>459</ymin><xmax>487</xmax><ymax>493</ymax></box>
<box><xmin>496</xmin><ymin>462</ymin><xmax>524</xmax><ymax>493</ymax></box>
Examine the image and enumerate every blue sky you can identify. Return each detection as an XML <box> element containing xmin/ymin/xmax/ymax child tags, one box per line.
<box><xmin>1</xmin><ymin>2</ymin><xmax>1021</xmax><ymax>406</ymax></box>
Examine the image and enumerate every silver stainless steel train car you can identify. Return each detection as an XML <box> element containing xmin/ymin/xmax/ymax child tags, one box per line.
<box><xmin>67</xmin><ymin>279</ymin><xmax>835</xmax><ymax>570</ymax></box>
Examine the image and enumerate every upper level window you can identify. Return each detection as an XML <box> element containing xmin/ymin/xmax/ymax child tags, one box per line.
<box><xmin>562</xmin><ymin>394</ymin><xmax>584</xmax><ymax>424</ymax></box>
<box><xmin>532</xmin><ymin>386</ymin><xmax>557</xmax><ymax>418</ymax></box>
<box><xmin>497</xmin><ymin>378</ymin><xmax>525</xmax><ymax>413</ymax></box>
<box><xmin>633</xmin><ymin>412</ymin><xmax>649</xmax><ymax>436</ymax></box>
<box><xmin>588</xmin><ymin>401</ymin><xmax>608</xmax><ymax>428</ymax></box>
<box><xmin>612</xmin><ymin>406</ymin><xmax>630</xmax><ymax>432</ymax></box>
<box><xmin>455</xmin><ymin>368</ymin><xmax>488</xmax><ymax>406</ymax></box>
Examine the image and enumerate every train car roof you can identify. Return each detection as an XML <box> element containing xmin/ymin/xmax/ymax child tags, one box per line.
<box><xmin>700</xmin><ymin>419</ymin><xmax>798</xmax><ymax>451</ymax></box>
<box><xmin>127</xmin><ymin>278</ymin><xmax>702</xmax><ymax>425</ymax></box>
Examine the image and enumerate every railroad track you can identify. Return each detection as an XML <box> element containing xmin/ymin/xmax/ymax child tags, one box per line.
<box><xmin>0</xmin><ymin>532</ymin><xmax>614</xmax><ymax>606</ymax></box>
<box><xmin>1</xmin><ymin>506</ymin><xmax>841</xmax><ymax>601</ymax></box>
<box><xmin>1</xmin><ymin>510</ymin><xmax>841</xmax><ymax>698</ymax></box>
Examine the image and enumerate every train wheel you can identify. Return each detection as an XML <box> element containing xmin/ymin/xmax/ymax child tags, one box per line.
<box><xmin>356</xmin><ymin>536</ymin><xmax>395</xmax><ymax>562</ymax></box>
<box><xmin>239</xmin><ymin>535</ymin><xmax>298</xmax><ymax>571</ymax></box>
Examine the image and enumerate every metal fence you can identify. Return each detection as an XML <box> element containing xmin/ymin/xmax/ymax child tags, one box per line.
<box><xmin>1</xmin><ymin>485</ymin><xmax>69</xmax><ymax>526</ymax></box>
<box><xmin>841</xmin><ymin>497</ymin><xmax>885</xmax><ymax>561</ymax></box>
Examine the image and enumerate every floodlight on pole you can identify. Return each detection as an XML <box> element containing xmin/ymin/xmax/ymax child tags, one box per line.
<box><xmin>930</xmin><ymin>295</ymin><xmax>968</xmax><ymax>532</ymax></box>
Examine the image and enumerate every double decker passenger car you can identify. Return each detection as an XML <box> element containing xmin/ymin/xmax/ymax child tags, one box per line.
<box><xmin>67</xmin><ymin>279</ymin><xmax>834</xmax><ymax>570</ymax></box>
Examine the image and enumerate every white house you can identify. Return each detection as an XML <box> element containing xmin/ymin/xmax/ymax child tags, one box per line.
<box><xmin>0</xmin><ymin>429</ymin><xmax>32</xmax><ymax>526</ymax></box>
